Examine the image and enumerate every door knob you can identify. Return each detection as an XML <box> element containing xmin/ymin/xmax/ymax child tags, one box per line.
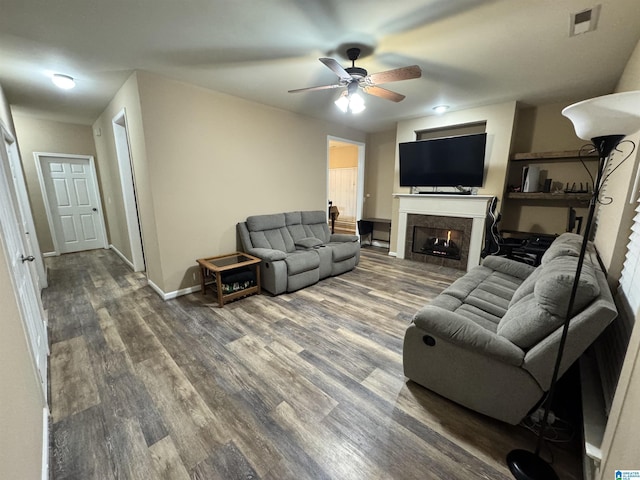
<box><xmin>92</xmin><ymin>208</ymin><xmax>98</xmax><ymax>212</ymax></box>
<box><xmin>21</xmin><ymin>254</ymin><xmax>35</xmax><ymax>263</ymax></box>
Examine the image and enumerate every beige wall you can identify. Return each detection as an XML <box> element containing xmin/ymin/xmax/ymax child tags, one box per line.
<box><xmin>95</xmin><ymin>71</ymin><xmax>366</xmax><ymax>294</ymax></box>
<box><xmin>329</xmin><ymin>144</ymin><xmax>358</xmax><ymax>169</ymax></box>
<box><xmin>513</xmin><ymin>101</ymin><xmax>587</xmax><ymax>154</ymax></box>
<box><xmin>597</xmin><ymin>36</ymin><xmax>640</xmax><ymax>480</ymax></box>
<box><xmin>501</xmin><ymin>101</ymin><xmax>592</xmax><ymax>234</ymax></box>
<box><xmin>92</xmin><ymin>73</ymin><xmax>158</xmax><ymax>275</ymax></box>
<box><xmin>0</xmin><ymin>83</ymin><xmax>44</xmax><ymax>480</ymax></box>
<box><xmin>390</xmin><ymin>101</ymin><xmax>517</xmax><ymax>253</ymax></box>
<box><xmin>12</xmin><ymin>114</ymin><xmax>97</xmax><ymax>253</ymax></box>
<box><xmin>364</xmin><ymin>129</ymin><xmax>395</xmax><ymax>220</ymax></box>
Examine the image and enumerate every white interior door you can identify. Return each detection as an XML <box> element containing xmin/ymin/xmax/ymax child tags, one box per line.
<box><xmin>37</xmin><ymin>154</ymin><xmax>107</xmax><ymax>254</ymax></box>
<box><xmin>0</xmin><ymin>126</ymin><xmax>48</xmax><ymax>401</ymax></box>
<box><xmin>4</xmin><ymin>135</ymin><xmax>47</xmax><ymax>290</ymax></box>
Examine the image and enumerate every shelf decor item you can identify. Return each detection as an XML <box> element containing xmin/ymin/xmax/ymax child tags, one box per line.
<box><xmin>506</xmin><ymin>89</ymin><xmax>640</xmax><ymax>480</ymax></box>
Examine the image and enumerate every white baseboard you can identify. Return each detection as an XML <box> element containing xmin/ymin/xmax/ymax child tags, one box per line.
<box><xmin>388</xmin><ymin>250</ymin><xmax>397</xmax><ymax>257</ymax></box>
<box><xmin>42</xmin><ymin>407</ymin><xmax>49</xmax><ymax>480</ymax></box>
<box><xmin>42</xmin><ymin>251</ymin><xmax>57</xmax><ymax>257</ymax></box>
<box><xmin>109</xmin><ymin>244</ymin><xmax>134</xmax><ymax>270</ymax></box>
<box><xmin>147</xmin><ymin>278</ymin><xmax>200</xmax><ymax>301</ymax></box>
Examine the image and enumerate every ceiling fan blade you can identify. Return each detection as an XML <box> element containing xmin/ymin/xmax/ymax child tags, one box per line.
<box><xmin>367</xmin><ymin>65</ymin><xmax>421</xmax><ymax>85</ymax></box>
<box><xmin>363</xmin><ymin>85</ymin><xmax>406</xmax><ymax>102</ymax></box>
<box><xmin>319</xmin><ymin>57</ymin><xmax>353</xmax><ymax>82</ymax></box>
<box><xmin>288</xmin><ymin>84</ymin><xmax>342</xmax><ymax>94</ymax></box>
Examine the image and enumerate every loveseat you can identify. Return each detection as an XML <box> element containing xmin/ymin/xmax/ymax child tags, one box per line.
<box><xmin>237</xmin><ymin>210</ymin><xmax>360</xmax><ymax>295</ymax></box>
<box><xmin>403</xmin><ymin>233</ymin><xmax>617</xmax><ymax>424</ymax></box>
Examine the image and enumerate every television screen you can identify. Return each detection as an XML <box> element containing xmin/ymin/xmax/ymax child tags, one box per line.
<box><xmin>399</xmin><ymin>133</ymin><xmax>487</xmax><ymax>187</ymax></box>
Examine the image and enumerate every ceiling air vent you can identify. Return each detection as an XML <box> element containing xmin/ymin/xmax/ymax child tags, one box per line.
<box><xmin>570</xmin><ymin>5</ymin><xmax>601</xmax><ymax>36</ymax></box>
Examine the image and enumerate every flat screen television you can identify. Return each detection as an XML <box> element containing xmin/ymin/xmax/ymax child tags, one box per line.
<box><xmin>399</xmin><ymin>133</ymin><xmax>487</xmax><ymax>187</ymax></box>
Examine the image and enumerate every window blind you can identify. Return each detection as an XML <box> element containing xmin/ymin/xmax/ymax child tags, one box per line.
<box><xmin>619</xmin><ymin>193</ymin><xmax>640</xmax><ymax>313</ymax></box>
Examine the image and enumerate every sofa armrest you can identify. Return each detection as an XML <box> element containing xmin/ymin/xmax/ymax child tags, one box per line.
<box><xmin>247</xmin><ymin>248</ymin><xmax>287</xmax><ymax>262</ymax></box>
<box><xmin>413</xmin><ymin>305</ymin><xmax>524</xmax><ymax>366</ymax></box>
<box><xmin>330</xmin><ymin>233</ymin><xmax>359</xmax><ymax>243</ymax></box>
<box><xmin>482</xmin><ymin>255</ymin><xmax>536</xmax><ymax>280</ymax></box>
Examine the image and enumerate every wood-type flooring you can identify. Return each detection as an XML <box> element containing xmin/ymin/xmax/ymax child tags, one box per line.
<box><xmin>44</xmin><ymin>247</ymin><xmax>583</xmax><ymax>479</ymax></box>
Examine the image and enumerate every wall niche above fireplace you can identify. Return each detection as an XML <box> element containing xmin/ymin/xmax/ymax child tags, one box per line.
<box><xmin>405</xmin><ymin>214</ymin><xmax>472</xmax><ymax>270</ymax></box>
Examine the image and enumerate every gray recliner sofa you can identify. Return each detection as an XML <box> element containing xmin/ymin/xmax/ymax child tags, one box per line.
<box><xmin>403</xmin><ymin>233</ymin><xmax>617</xmax><ymax>425</ymax></box>
<box><xmin>237</xmin><ymin>210</ymin><xmax>360</xmax><ymax>295</ymax></box>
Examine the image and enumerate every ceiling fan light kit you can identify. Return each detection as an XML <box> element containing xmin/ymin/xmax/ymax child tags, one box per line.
<box><xmin>289</xmin><ymin>47</ymin><xmax>421</xmax><ymax>114</ymax></box>
<box><xmin>335</xmin><ymin>81</ymin><xmax>366</xmax><ymax>114</ymax></box>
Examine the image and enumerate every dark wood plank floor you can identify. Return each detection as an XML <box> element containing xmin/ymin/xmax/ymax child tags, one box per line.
<box><xmin>43</xmin><ymin>247</ymin><xmax>582</xmax><ymax>479</ymax></box>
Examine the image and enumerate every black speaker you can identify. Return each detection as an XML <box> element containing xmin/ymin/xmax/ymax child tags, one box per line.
<box><xmin>542</xmin><ymin>179</ymin><xmax>552</xmax><ymax>193</ymax></box>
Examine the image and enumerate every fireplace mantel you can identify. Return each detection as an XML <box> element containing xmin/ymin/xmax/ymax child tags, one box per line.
<box><xmin>394</xmin><ymin>194</ymin><xmax>492</xmax><ymax>271</ymax></box>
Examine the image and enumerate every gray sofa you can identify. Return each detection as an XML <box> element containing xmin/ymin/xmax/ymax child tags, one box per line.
<box><xmin>237</xmin><ymin>210</ymin><xmax>360</xmax><ymax>295</ymax></box>
<box><xmin>403</xmin><ymin>233</ymin><xmax>617</xmax><ymax>424</ymax></box>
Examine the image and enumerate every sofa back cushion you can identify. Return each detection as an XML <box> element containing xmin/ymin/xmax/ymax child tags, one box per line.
<box><xmin>540</xmin><ymin>232</ymin><xmax>582</xmax><ymax>264</ymax></box>
<box><xmin>246</xmin><ymin>213</ymin><xmax>295</xmax><ymax>252</ymax></box>
<box><xmin>301</xmin><ymin>210</ymin><xmax>331</xmax><ymax>243</ymax></box>
<box><xmin>498</xmin><ymin>256</ymin><xmax>600</xmax><ymax>349</ymax></box>
<box><xmin>285</xmin><ymin>211</ymin><xmax>308</xmax><ymax>242</ymax></box>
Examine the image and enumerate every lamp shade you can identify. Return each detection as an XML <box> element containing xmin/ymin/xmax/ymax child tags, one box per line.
<box><xmin>562</xmin><ymin>90</ymin><xmax>640</xmax><ymax>140</ymax></box>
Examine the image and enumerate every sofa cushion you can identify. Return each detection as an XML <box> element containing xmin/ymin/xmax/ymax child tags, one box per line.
<box><xmin>295</xmin><ymin>237</ymin><xmax>324</xmax><ymax>249</ymax></box>
<box><xmin>535</xmin><ymin>256</ymin><xmax>600</xmax><ymax>316</ymax></box>
<box><xmin>284</xmin><ymin>250</ymin><xmax>320</xmax><ymax>275</ymax></box>
<box><xmin>246</xmin><ymin>213</ymin><xmax>285</xmax><ymax>232</ymax></box>
<box><xmin>509</xmin><ymin>266</ymin><xmax>544</xmax><ymax>307</ymax></box>
<box><xmin>329</xmin><ymin>242</ymin><xmax>357</xmax><ymax>262</ymax></box>
<box><xmin>497</xmin><ymin>294</ymin><xmax>559</xmax><ymax>349</ymax></box>
<box><xmin>249</xmin><ymin>227</ymin><xmax>295</xmax><ymax>253</ymax></box>
<box><xmin>498</xmin><ymin>256</ymin><xmax>600</xmax><ymax>349</ymax></box>
<box><xmin>285</xmin><ymin>211</ymin><xmax>309</xmax><ymax>242</ymax></box>
<box><xmin>301</xmin><ymin>210</ymin><xmax>331</xmax><ymax>243</ymax></box>
<box><xmin>540</xmin><ymin>232</ymin><xmax>583</xmax><ymax>264</ymax></box>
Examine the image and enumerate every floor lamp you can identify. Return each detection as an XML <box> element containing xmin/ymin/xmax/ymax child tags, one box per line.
<box><xmin>506</xmin><ymin>90</ymin><xmax>640</xmax><ymax>480</ymax></box>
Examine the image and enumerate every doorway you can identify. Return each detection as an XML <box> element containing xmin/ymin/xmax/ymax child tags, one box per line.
<box><xmin>112</xmin><ymin>109</ymin><xmax>145</xmax><ymax>272</ymax></box>
<box><xmin>327</xmin><ymin>137</ymin><xmax>365</xmax><ymax>235</ymax></box>
<box><xmin>35</xmin><ymin>153</ymin><xmax>108</xmax><ymax>254</ymax></box>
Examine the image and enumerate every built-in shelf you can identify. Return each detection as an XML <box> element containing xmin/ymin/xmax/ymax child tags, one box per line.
<box><xmin>510</xmin><ymin>150</ymin><xmax>599</xmax><ymax>162</ymax></box>
<box><xmin>507</xmin><ymin>192</ymin><xmax>592</xmax><ymax>201</ymax></box>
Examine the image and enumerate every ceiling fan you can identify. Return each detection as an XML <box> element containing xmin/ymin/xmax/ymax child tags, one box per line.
<box><xmin>288</xmin><ymin>47</ymin><xmax>422</xmax><ymax>108</ymax></box>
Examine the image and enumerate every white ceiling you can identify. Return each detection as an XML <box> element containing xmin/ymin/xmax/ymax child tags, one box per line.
<box><xmin>1</xmin><ymin>0</ymin><xmax>640</xmax><ymax>133</ymax></box>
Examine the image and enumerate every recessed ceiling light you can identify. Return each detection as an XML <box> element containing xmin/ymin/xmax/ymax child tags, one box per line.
<box><xmin>433</xmin><ymin>105</ymin><xmax>450</xmax><ymax>114</ymax></box>
<box><xmin>51</xmin><ymin>74</ymin><xmax>75</xmax><ymax>90</ymax></box>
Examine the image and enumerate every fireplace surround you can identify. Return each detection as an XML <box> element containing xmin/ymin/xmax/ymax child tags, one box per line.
<box><xmin>393</xmin><ymin>194</ymin><xmax>493</xmax><ymax>271</ymax></box>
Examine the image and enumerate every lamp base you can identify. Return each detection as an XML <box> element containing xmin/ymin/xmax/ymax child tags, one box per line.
<box><xmin>506</xmin><ymin>449</ymin><xmax>559</xmax><ymax>480</ymax></box>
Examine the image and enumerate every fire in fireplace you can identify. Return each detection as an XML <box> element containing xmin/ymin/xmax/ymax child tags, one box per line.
<box><xmin>412</xmin><ymin>227</ymin><xmax>463</xmax><ymax>260</ymax></box>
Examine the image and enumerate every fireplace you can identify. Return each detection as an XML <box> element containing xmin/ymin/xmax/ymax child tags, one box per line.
<box><xmin>404</xmin><ymin>214</ymin><xmax>473</xmax><ymax>270</ymax></box>
<box><xmin>412</xmin><ymin>227</ymin><xmax>463</xmax><ymax>260</ymax></box>
<box><xmin>394</xmin><ymin>194</ymin><xmax>492</xmax><ymax>271</ymax></box>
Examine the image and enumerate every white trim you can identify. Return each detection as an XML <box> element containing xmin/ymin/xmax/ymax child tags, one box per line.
<box><xmin>112</xmin><ymin>109</ymin><xmax>146</xmax><ymax>272</ymax></box>
<box><xmin>109</xmin><ymin>244</ymin><xmax>134</xmax><ymax>270</ymax></box>
<box><xmin>394</xmin><ymin>193</ymin><xmax>493</xmax><ymax>271</ymax></box>
<box><xmin>34</xmin><ymin>152</ymin><xmax>108</xmax><ymax>253</ymax></box>
<box><xmin>147</xmin><ymin>278</ymin><xmax>200</xmax><ymax>301</ymax></box>
<box><xmin>42</xmin><ymin>251</ymin><xmax>58</xmax><ymax>258</ymax></box>
<box><xmin>41</xmin><ymin>407</ymin><xmax>49</xmax><ymax>480</ymax></box>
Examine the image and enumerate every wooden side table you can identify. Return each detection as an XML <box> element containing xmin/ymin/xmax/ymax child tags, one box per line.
<box><xmin>196</xmin><ymin>252</ymin><xmax>261</xmax><ymax>307</ymax></box>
